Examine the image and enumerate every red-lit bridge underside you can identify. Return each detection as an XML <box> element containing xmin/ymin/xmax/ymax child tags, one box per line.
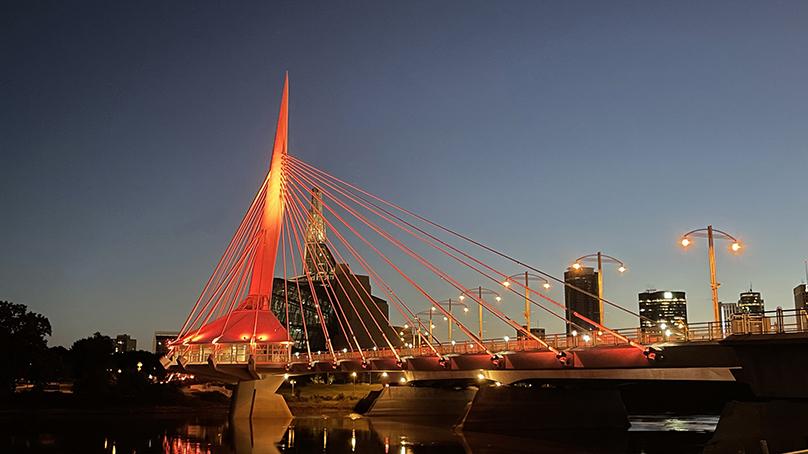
<box><xmin>171</xmin><ymin>341</ymin><xmax>740</xmax><ymax>384</ymax></box>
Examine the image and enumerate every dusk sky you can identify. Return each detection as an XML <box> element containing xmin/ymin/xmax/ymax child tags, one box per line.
<box><xmin>3</xmin><ymin>1</ymin><xmax>808</xmax><ymax>347</ymax></box>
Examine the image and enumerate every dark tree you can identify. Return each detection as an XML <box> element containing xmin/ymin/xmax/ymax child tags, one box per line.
<box><xmin>70</xmin><ymin>332</ymin><xmax>115</xmax><ymax>396</ymax></box>
<box><xmin>112</xmin><ymin>350</ymin><xmax>167</xmax><ymax>398</ymax></box>
<box><xmin>41</xmin><ymin>346</ymin><xmax>72</xmax><ymax>384</ymax></box>
<box><xmin>0</xmin><ymin>301</ymin><xmax>52</xmax><ymax>397</ymax></box>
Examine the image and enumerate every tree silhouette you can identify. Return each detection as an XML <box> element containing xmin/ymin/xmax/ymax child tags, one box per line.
<box><xmin>70</xmin><ymin>332</ymin><xmax>115</xmax><ymax>396</ymax></box>
<box><xmin>0</xmin><ymin>301</ymin><xmax>52</xmax><ymax>397</ymax></box>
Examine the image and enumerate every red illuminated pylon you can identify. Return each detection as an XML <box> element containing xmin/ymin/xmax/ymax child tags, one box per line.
<box><xmin>248</xmin><ymin>74</ymin><xmax>288</xmax><ymax>297</ymax></box>
<box><xmin>181</xmin><ymin>75</ymin><xmax>290</xmax><ymax>345</ymax></box>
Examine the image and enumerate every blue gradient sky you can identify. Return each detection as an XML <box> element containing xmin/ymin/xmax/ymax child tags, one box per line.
<box><xmin>2</xmin><ymin>1</ymin><xmax>808</xmax><ymax>347</ymax></box>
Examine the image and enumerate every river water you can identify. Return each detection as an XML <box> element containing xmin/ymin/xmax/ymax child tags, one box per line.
<box><xmin>1</xmin><ymin>413</ymin><xmax>718</xmax><ymax>453</ymax></box>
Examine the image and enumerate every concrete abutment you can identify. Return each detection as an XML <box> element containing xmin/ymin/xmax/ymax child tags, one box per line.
<box><xmin>230</xmin><ymin>375</ymin><xmax>292</xmax><ymax>420</ymax></box>
<box><xmin>460</xmin><ymin>385</ymin><xmax>629</xmax><ymax>433</ymax></box>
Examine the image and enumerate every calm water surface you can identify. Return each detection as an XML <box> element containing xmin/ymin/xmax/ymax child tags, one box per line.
<box><xmin>1</xmin><ymin>413</ymin><xmax>718</xmax><ymax>453</ymax></box>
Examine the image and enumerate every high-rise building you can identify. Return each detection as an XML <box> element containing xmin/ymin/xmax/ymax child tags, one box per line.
<box><xmin>638</xmin><ymin>290</ymin><xmax>687</xmax><ymax>333</ymax></box>
<box><xmin>738</xmin><ymin>288</ymin><xmax>765</xmax><ymax>315</ymax></box>
<box><xmin>267</xmin><ymin>186</ymin><xmax>398</xmax><ymax>353</ymax></box>
<box><xmin>564</xmin><ymin>266</ymin><xmax>600</xmax><ymax>335</ymax></box>
<box><xmin>719</xmin><ymin>301</ymin><xmax>739</xmax><ymax>325</ymax></box>
<box><xmin>154</xmin><ymin>331</ymin><xmax>179</xmax><ymax>356</ymax></box>
<box><xmin>517</xmin><ymin>326</ymin><xmax>546</xmax><ymax>340</ymax></box>
<box><xmin>114</xmin><ymin>334</ymin><xmax>137</xmax><ymax>353</ymax></box>
<box><xmin>794</xmin><ymin>284</ymin><xmax>808</xmax><ymax>331</ymax></box>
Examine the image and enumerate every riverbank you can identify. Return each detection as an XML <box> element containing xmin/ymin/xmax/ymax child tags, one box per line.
<box><xmin>0</xmin><ymin>385</ymin><xmax>231</xmax><ymax>419</ymax></box>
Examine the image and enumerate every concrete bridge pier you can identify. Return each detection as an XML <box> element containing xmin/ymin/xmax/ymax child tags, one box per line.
<box><xmin>705</xmin><ymin>400</ymin><xmax>808</xmax><ymax>454</ymax></box>
<box><xmin>460</xmin><ymin>385</ymin><xmax>629</xmax><ymax>434</ymax></box>
<box><xmin>365</xmin><ymin>385</ymin><xmax>476</xmax><ymax>422</ymax></box>
<box><xmin>230</xmin><ymin>375</ymin><xmax>292</xmax><ymax>420</ymax></box>
<box><xmin>704</xmin><ymin>334</ymin><xmax>808</xmax><ymax>453</ymax></box>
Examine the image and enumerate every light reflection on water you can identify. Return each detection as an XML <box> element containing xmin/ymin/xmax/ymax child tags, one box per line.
<box><xmin>0</xmin><ymin>413</ymin><xmax>717</xmax><ymax>453</ymax></box>
<box><xmin>630</xmin><ymin>415</ymin><xmax>719</xmax><ymax>433</ymax></box>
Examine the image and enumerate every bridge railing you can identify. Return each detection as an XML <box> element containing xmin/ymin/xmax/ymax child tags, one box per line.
<box><xmin>179</xmin><ymin>308</ymin><xmax>808</xmax><ymax>365</ymax></box>
<box><xmin>686</xmin><ymin>307</ymin><xmax>808</xmax><ymax>339</ymax></box>
<box><xmin>179</xmin><ymin>343</ymin><xmax>289</xmax><ymax>365</ymax></box>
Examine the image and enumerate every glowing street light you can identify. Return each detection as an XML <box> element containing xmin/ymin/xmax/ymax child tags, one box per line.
<box><xmin>458</xmin><ymin>286</ymin><xmax>503</xmax><ymax>339</ymax></box>
<box><xmin>416</xmin><ymin>307</ymin><xmax>440</xmax><ymax>345</ymax></box>
<box><xmin>680</xmin><ymin>225</ymin><xmax>743</xmax><ymax>323</ymax></box>
<box><xmin>570</xmin><ymin>252</ymin><xmax>627</xmax><ymax>325</ymax></box>
<box><xmin>502</xmin><ymin>272</ymin><xmax>551</xmax><ymax>333</ymax></box>
<box><xmin>430</xmin><ymin>298</ymin><xmax>468</xmax><ymax>343</ymax></box>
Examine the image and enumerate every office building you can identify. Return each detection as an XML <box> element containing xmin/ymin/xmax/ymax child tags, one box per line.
<box><xmin>738</xmin><ymin>288</ymin><xmax>765</xmax><ymax>315</ymax></box>
<box><xmin>517</xmin><ymin>326</ymin><xmax>546</xmax><ymax>340</ymax></box>
<box><xmin>794</xmin><ymin>284</ymin><xmax>808</xmax><ymax>331</ymax></box>
<box><xmin>564</xmin><ymin>266</ymin><xmax>600</xmax><ymax>335</ymax></box>
<box><xmin>638</xmin><ymin>290</ymin><xmax>687</xmax><ymax>333</ymax></box>
<box><xmin>719</xmin><ymin>301</ymin><xmax>739</xmax><ymax>324</ymax></box>
<box><xmin>114</xmin><ymin>334</ymin><xmax>137</xmax><ymax>353</ymax></box>
<box><xmin>154</xmin><ymin>331</ymin><xmax>179</xmax><ymax>356</ymax></box>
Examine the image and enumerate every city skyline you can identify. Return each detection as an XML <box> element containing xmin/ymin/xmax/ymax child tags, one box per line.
<box><xmin>3</xmin><ymin>2</ymin><xmax>808</xmax><ymax>346</ymax></box>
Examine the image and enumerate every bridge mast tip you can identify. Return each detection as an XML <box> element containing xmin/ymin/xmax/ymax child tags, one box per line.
<box><xmin>275</xmin><ymin>73</ymin><xmax>289</xmax><ymax>157</ymax></box>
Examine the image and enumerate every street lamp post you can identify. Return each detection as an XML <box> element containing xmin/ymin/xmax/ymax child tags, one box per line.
<box><xmin>432</xmin><ymin>298</ymin><xmax>469</xmax><ymax>343</ymax></box>
<box><xmin>571</xmin><ymin>252</ymin><xmax>627</xmax><ymax>325</ymax></box>
<box><xmin>410</xmin><ymin>317</ymin><xmax>426</xmax><ymax>348</ymax></box>
<box><xmin>415</xmin><ymin>308</ymin><xmax>439</xmax><ymax>344</ymax></box>
<box><xmin>502</xmin><ymin>272</ymin><xmax>550</xmax><ymax>332</ymax></box>
<box><xmin>680</xmin><ymin>225</ymin><xmax>742</xmax><ymax>323</ymax></box>
<box><xmin>458</xmin><ymin>286</ymin><xmax>502</xmax><ymax>339</ymax></box>
<box><xmin>429</xmin><ymin>307</ymin><xmax>434</xmax><ymax>342</ymax></box>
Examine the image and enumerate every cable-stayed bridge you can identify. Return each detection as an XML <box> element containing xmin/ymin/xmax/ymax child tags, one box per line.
<box><xmin>162</xmin><ymin>76</ymin><xmax>808</xmax><ymax>421</ymax></box>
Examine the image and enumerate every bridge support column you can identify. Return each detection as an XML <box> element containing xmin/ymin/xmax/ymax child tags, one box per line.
<box><xmin>460</xmin><ymin>385</ymin><xmax>629</xmax><ymax>433</ymax></box>
<box><xmin>705</xmin><ymin>400</ymin><xmax>808</xmax><ymax>454</ymax></box>
<box><xmin>230</xmin><ymin>375</ymin><xmax>292</xmax><ymax>420</ymax></box>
